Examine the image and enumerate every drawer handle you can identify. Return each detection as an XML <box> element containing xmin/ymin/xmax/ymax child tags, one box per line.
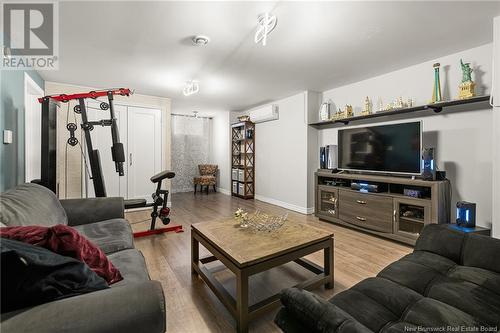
<box><xmin>356</xmin><ymin>200</ymin><xmax>367</xmax><ymax>204</ymax></box>
<box><xmin>356</xmin><ymin>216</ymin><xmax>367</xmax><ymax>221</ymax></box>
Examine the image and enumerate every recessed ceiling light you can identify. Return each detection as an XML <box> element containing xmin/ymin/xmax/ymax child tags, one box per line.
<box><xmin>254</xmin><ymin>13</ymin><xmax>277</xmax><ymax>46</ymax></box>
<box><xmin>192</xmin><ymin>35</ymin><xmax>210</xmax><ymax>46</ymax></box>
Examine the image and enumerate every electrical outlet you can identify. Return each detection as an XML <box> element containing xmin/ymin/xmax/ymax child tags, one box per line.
<box><xmin>3</xmin><ymin>130</ymin><xmax>13</xmax><ymax>144</ymax></box>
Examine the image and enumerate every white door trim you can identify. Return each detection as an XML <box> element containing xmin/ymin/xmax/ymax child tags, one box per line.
<box><xmin>24</xmin><ymin>72</ymin><xmax>44</xmax><ymax>182</ymax></box>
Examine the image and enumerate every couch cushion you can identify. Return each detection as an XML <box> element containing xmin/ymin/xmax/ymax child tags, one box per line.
<box><xmin>462</xmin><ymin>233</ymin><xmax>500</xmax><ymax>274</ymax></box>
<box><xmin>1</xmin><ymin>238</ymin><xmax>108</xmax><ymax>313</ymax></box>
<box><xmin>448</xmin><ymin>265</ymin><xmax>500</xmax><ymax>295</ymax></box>
<box><xmin>382</xmin><ymin>297</ymin><xmax>480</xmax><ymax>333</ymax></box>
<box><xmin>330</xmin><ymin>277</ymin><xmax>422</xmax><ymax>332</ymax></box>
<box><xmin>278</xmin><ymin>288</ymin><xmax>372</xmax><ymax>333</ymax></box>
<box><xmin>107</xmin><ymin>249</ymin><xmax>150</xmax><ymax>287</ymax></box>
<box><xmin>0</xmin><ymin>183</ymin><xmax>67</xmax><ymax>227</ymax></box>
<box><xmin>414</xmin><ymin>224</ymin><xmax>465</xmax><ymax>263</ymax></box>
<box><xmin>427</xmin><ymin>268</ymin><xmax>500</xmax><ymax>326</ymax></box>
<box><xmin>73</xmin><ymin>219</ymin><xmax>133</xmax><ymax>254</ymax></box>
<box><xmin>378</xmin><ymin>255</ymin><xmax>448</xmax><ymax>295</ymax></box>
<box><xmin>0</xmin><ymin>225</ymin><xmax>123</xmax><ymax>285</ymax></box>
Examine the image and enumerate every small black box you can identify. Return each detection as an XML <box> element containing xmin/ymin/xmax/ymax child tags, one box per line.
<box><xmin>456</xmin><ymin>201</ymin><xmax>476</xmax><ymax>228</ymax></box>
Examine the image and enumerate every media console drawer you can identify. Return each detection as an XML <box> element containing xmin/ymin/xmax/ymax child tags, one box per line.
<box><xmin>339</xmin><ymin>190</ymin><xmax>393</xmax><ymax>233</ymax></box>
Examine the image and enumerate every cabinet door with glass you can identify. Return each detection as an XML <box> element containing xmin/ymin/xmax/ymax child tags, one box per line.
<box><xmin>394</xmin><ymin>197</ymin><xmax>432</xmax><ymax>240</ymax></box>
<box><xmin>317</xmin><ymin>185</ymin><xmax>339</xmax><ymax>219</ymax></box>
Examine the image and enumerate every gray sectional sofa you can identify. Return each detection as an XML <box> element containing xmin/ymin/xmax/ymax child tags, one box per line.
<box><xmin>275</xmin><ymin>224</ymin><xmax>500</xmax><ymax>332</ymax></box>
<box><xmin>0</xmin><ymin>183</ymin><xmax>166</xmax><ymax>333</ymax></box>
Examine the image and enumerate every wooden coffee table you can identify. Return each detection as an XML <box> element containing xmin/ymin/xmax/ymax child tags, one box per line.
<box><xmin>191</xmin><ymin>218</ymin><xmax>334</xmax><ymax>333</ymax></box>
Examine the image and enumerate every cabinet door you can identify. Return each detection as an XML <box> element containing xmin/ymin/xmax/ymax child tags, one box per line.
<box><xmin>83</xmin><ymin>101</ymin><xmax>127</xmax><ymax>198</ymax></box>
<box><xmin>317</xmin><ymin>185</ymin><xmax>339</xmax><ymax>218</ymax></box>
<box><xmin>394</xmin><ymin>197</ymin><xmax>432</xmax><ymax>240</ymax></box>
<box><xmin>127</xmin><ymin>106</ymin><xmax>162</xmax><ymax>202</ymax></box>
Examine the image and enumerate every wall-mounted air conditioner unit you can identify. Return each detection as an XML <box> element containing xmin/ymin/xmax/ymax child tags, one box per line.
<box><xmin>249</xmin><ymin>104</ymin><xmax>279</xmax><ymax>123</ymax></box>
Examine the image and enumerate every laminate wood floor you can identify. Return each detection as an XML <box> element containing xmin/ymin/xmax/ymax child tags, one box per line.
<box><xmin>126</xmin><ymin>192</ymin><xmax>412</xmax><ymax>333</ymax></box>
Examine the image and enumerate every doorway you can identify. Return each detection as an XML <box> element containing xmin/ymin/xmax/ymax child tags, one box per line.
<box><xmin>83</xmin><ymin>101</ymin><xmax>162</xmax><ymax>203</ymax></box>
<box><xmin>24</xmin><ymin>73</ymin><xmax>44</xmax><ymax>183</ymax></box>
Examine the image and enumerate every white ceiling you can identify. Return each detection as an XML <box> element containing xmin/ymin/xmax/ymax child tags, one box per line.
<box><xmin>41</xmin><ymin>1</ymin><xmax>500</xmax><ymax>113</ymax></box>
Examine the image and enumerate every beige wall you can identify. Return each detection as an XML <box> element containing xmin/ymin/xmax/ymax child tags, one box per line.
<box><xmin>44</xmin><ymin>81</ymin><xmax>171</xmax><ymax>199</ymax></box>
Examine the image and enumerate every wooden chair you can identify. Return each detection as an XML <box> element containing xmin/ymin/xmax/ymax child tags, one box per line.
<box><xmin>194</xmin><ymin>164</ymin><xmax>218</xmax><ymax>194</ymax></box>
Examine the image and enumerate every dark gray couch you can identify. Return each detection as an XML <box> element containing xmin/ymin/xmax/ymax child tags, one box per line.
<box><xmin>0</xmin><ymin>183</ymin><xmax>166</xmax><ymax>333</ymax></box>
<box><xmin>275</xmin><ymin>224</ymin><xmax>500</xmax><ymax>332</ymax></box>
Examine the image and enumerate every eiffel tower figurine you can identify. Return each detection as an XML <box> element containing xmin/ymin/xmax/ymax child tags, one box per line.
<box><xmin>431</xmin><ymin>63</ymin><xmax>443</xmax><ymax>103</ymax></box>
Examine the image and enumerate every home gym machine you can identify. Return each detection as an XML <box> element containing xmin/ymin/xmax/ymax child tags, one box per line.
<box><xmin>38</xmin><ymin>88</ymin><xmax>183</xmax><ymax>237</ymax></box>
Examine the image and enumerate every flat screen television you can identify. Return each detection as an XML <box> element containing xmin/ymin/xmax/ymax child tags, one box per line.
<box><xmin>338</xmin><ymin>121</ymin><xmax>422</xmax><ymax>175</ymax></box>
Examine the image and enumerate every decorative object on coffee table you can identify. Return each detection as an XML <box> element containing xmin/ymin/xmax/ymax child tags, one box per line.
<box><xmin>234</xmin><ymin>209</ymin><xmax>288</xmax><ymax>233</ymax></box>
<box><xmin>234</xmin><ymin>208</ymin><xmax>249</xmax><ymax>227</ymax></box>
<box><xmin>191</xmin><ymin>218</ymin><xmax>334</xmax><ymax>333</ymax></box>
<box><xmin>431</xmin><ymin>62</ymin><xmax>443</xmax><ymax>103</ymax></box>
<box><xmin>458</xmin><ymin>59</ymin><xmax>476</xmax><ymax>99</ymax></box>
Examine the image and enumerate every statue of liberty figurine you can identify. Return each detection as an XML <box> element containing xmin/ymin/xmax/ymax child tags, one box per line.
<box><xmin>460</xmin><ymin>59</ymin><xmax>473</xmax><ymax>83</ymax></box>
<box><xmin>458</xmin><ymin>59</ymin><xmax>475</xmax><ymax>99</ymax></box>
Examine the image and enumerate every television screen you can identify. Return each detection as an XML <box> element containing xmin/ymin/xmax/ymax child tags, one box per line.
<box><xmin>338</xmin><ymin>121</ymin><xmax>422</xmax><ymax>175</ymax></box>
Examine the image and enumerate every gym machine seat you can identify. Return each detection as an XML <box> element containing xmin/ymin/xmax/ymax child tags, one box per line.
<box><xmin>151</xmin><ymin>170</ymin><xmax>175</xmax><ymax>183</ymax></box>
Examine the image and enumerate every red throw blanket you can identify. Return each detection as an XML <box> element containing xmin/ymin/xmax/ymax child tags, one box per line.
<box><xmin>0</xmin><ymin>225</ymin><xmax>122</xmax><ymax>285</ymax></box>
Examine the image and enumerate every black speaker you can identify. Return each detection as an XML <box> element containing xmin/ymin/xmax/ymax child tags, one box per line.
<box><xmin>320</xmin><ymin>147</ymin><xmax>327</xmax><ymax>169</ymax></box>
<box><xmin>422</xmin><ymin>148</ymin><xmax>436</xmax><ymax>180</ymax></box>
<box><xmin>456</xmin><ymin>201</ymin><xmax>476</xmax><ymax>228</ymax></box>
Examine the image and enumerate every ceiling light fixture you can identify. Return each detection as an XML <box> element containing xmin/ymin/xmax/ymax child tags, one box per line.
<box><xmin>183</xmin><ymin>80</ymin><xmax>199</xmax><ymax>96</ymax></box>
<box><xmin>254</xmin><ymin>12</ymin><xmax>277</xmax><ymax>46</ymax></box>
<box><xmin>192</xmin><ymin>35</ymin><xmax>210</xmax><ymax>46</ymax></box>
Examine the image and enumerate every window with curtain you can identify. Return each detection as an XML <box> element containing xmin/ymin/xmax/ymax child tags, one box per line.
<box><xmin>171</xmin><ymin>115</ymin><xmax>211</xmax><ymax>193</ymax></box>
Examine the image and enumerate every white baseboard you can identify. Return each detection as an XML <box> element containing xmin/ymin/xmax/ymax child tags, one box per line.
<box><xmin>217</xmin><ymin>187</ymin><xmax>231</xmax><ymax>195</ymax></box>
<box><xmin>254</xmin><ymin>195</ymin><xmax>314</xmax><ymax>215</ymax></box>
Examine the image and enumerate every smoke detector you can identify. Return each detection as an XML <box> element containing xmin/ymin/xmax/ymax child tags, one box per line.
<box><xmin>192</xmin><ymin>35</ymin><xmax>210</xmax><ymax>46</ymax></box>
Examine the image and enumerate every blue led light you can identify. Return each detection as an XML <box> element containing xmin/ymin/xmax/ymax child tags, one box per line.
<box><xmin>456</xmin><ymin>208</ymin><xmax>460</xmax><ymax>219</ymax></box>
<box><xmin>359</xmin><ymin>183</ymin><xmax>369</xmax><ymax>187</ymax></box>
<box><xmin>466</xmin><ymin>210</ymin><xmax>469</xmax><ymax>222</ymax></box>
<box><xmin>430</xmin><ymin>160</ymin><xmax>434</xmax><ymax>170</ymax></box>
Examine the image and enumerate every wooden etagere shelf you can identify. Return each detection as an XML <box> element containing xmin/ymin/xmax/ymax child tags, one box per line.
<box><xmin>309</xmin><ymin>95</ymin><xmax>491</xmax><ymax>128</ymax></box>
<box><xmin>231</xmin><ymin>121</ymin><xmax>255</xmax><ymax>199</ymax></box>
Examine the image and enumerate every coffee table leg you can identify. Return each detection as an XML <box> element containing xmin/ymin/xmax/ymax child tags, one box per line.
<box><xmin>191</xmin><ymin>232</ymin><xmax>199</xmax><ymax>276</ymax></box>
<box><xmin>324</xmin><ymin>237</ymin><xmax>334</xmax><ymax>289</ymax></box>
<box><xmin>236</xmin><ymin>270</ymin><xmax>249</xmax><ymax>333</ymax></box>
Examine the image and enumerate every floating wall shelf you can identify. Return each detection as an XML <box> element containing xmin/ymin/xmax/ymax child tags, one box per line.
<box><xmin>309</xmin><ymin>95</ymin><xmax>491</xmax><ymax>128</ymax></box>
